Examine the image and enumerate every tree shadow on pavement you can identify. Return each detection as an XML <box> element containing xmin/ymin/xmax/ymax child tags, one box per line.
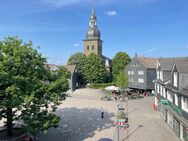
<box><xmin>98</xmin><ymin>138</ymin><xmax>113</xmax><ymax>141</ymax></box>
<box><xmin>39</xmin><ymin>107</ymin><xmax>115</xmax><ymax>141</ymax></box>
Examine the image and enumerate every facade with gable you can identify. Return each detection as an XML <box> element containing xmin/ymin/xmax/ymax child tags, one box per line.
<box><xmin>154</xmin><ymin>58</ymin><xmax>188</xmax><ymax>141</ymax></box>
<box><xmin>126</xmin><ymin>56</ymin><xmax>158</xmax><ymax>93</ymax></box>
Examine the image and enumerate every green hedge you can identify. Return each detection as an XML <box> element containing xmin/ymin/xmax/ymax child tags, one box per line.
<box><xmin>87</xmin><ymin>83</ymin><xmax>116</xmax><ymax>89</ymax></box>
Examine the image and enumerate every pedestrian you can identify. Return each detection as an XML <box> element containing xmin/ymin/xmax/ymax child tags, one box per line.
<box><xmin>101</xmin><ymin>108</ymin><xmax>104</xmax><ymax>119</ymax></box>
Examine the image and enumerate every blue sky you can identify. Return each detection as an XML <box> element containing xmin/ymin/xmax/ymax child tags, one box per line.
<box><xmin>0</xmin><ymin>0</ymin><xmax>188</xmax><ymax>64</ymax></box>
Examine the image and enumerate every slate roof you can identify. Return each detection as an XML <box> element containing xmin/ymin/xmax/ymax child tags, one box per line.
<box><xmin>159</xmin><ymin>57</ymin><xmax>188</xmax><ymax>71</ymax></box>
<box><xmin>179</xmin><ymin>88</ymin><xmax>188</xmax><ymax>97</ymax></box>
<box><xmin>175</xmin><ymin>59</ymin><xmax>188</xmax><ymax>73</ymax></box>
<box><xmin>46</xmin><ymin>64</ymin><xmax>76</xmax><ymax>74</ymax></box>
<box><xmin>159</xmin><ymin>58</ymin><xmax>175</xmax><ymax>71</ymax></box>
<box><xmin>63</xmin><ymin>65</ymin><xmax>76</xmax><ymax>74</ymax></box>
<box><xmin>137</xmin><ymin>57</ymin><xmax>158</xmax><ymax>69</ymax></box>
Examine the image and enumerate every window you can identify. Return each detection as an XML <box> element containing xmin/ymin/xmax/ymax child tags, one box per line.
<box><xmin>163</xmin><ymin>87</ymin><xmax>166</xmax><ymax>98</ymax></box>
<box><xmin>87</xmin><ymin>45</ymin><xmax>89</xmax><ymax>50</ymax></box>
<box><xmin>131</xmin><ymin>71</ymin><xmax>134</xmax><ymax>75</ymax></box>
<box><xmin>182</xmin><ymin>97</ymin><xmax>188</xmax><ymax>113</ymax></box>
<box><xmin>92</xmin><ymin>45</ymin><xmax>94</xmax><ymax>50</ymax></box>
<box><xmin>174</xmin><ymin>72</ymin><xmax>178</xmax><ymax>87</ymax></box>
<box><xmin>157</xmin><ymin>84</ymin><xmax>160</xmax><ymax>94</ymax></box>
<box><xmin>157</xmin><ymin>71</ymin><xmax>160</xmax><ymax>79</ymax></box>
<box><xmin>138</xmin><ymin>70</ymin><xmax>144</xmax><ymax>75</ymax></box>
<box><xmin>138</xmin><ymin>78</ymin><xmax>144</xmax><ymax>83</ymax></box>
<box><xmin>160</xmin><ymin>71</ymin><xmax>163</xmax><ymax>81</ymax></box>
<box><xmin>155</xmin><ymin>83</ymin><xmax>157</xmax><ymax>91</ymax></box>
<box><xmin>128</xmin><ymin>71</ymin><xmax>130</xmax><ymax>75</ymax></box>
<box><xmin>175</xmin><ymin>94</ymin><xmax>178</xmax><ymax>106</ymax></box>
<box><xmin>167</xmin><ymin>90</ymin><xmax>173</xmax><ymax>102</ymax></box>
<box><xmin>160</xmin><ymin>85</ymin><xmax>163</xmax><ymax>96</ymax></box>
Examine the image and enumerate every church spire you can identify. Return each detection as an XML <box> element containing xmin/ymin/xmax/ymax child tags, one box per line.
<box><xmin>89</xmin><ymin>0</ymin><xmax>97</xmax><ymax>28</ymax></box>
<box><xmin>92</xmin><ymin>0</ymin><xmax>95</xmax><ymax>17</ymax></box>
<box><xmin>92</xmin><ymin>0</ymin><xmax>95</xmax><ymax>15</ymax></box>
<box><xmin>86</xmin><ymin>0</ymin><xmax>100</xmax><ymax>39</ymax></box>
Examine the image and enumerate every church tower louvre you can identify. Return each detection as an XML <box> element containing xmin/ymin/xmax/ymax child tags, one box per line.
<box><xmin>83</xmin><ymin>1</ymin><xmax>103</xmax><ymax>57</ymax></box>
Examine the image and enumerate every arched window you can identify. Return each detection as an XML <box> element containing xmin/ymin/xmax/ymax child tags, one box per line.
<box><xmin>92</xmin><ymin>45</ymin><xmax>94</xmax><ymax>50</ymax></box>
<box><xmin>87</xmin><ymin>45</ymin><xmax>89</xmax><ymax>50</ymax></box>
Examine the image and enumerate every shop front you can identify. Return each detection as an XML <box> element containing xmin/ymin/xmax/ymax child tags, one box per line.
<box><xmin>167</xmin><ymin>111</ymin><xmax>174</xmax><ymax>129</ymax></box>
<box><xmin>183</xmin><ymin>126</ymin><xmax>188</xmax><ymax>141</ymax></box>
<box><xmin>174</xmin><ymin>117</ymin><xmax>180</xmax><ymax>137</ymax></box>
<box><xmin>159</xmin><ymin>105</ymin><xmax>167</xmax><ymax>121</ymax></box>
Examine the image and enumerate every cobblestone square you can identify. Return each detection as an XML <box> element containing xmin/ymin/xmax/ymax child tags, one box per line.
<box><xmin>38</xmin><ymin>88</ymin><xmax>180</xmax><ymax>141</ymax></box>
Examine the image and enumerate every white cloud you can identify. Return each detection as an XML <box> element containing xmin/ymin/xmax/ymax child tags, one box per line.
<box><xmin>106</xmin><ymin>10</ymin><xmax>117</xmax><ymax>16</ymax></box>
<box><xmin>42</xmin><ymin>0</ymin><xmax>82</xmax><ymax>7</ymax></box>
<box><xmin>73</xmin><ymin>43</ymin><xmax>80</xmax><ymax>47</ymax></box>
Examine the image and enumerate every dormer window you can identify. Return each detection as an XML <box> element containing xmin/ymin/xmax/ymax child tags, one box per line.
<box><xmin>173</xmin><ymin>72</ymin><xmax>178</xmax><ymax>87</ymax></box>
<box><xmin>160</xmin><ymin>71</ymin><xmax>163</xmax><ymax>81</ymax></box>
<box><xmin>157</xmin><ymin>71</ymin><xmax>160</xmax><ymax>79</ymax></box>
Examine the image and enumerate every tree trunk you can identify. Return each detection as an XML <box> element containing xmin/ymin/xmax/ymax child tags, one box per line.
<box><xmin>6</xmin><ymin>107</ymin><xmax>13</xmax><ymax>136</ymax></box>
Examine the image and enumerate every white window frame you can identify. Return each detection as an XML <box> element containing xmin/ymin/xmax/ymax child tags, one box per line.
<box><xmin>167</xmin><ymin>90</ymin><xmax>173</xmax><ymax>103</ymax></box>
<box><xmin>175</xmin><ymin>94</ymin><xmax>178</xmax><ymax>106</ymax></box>
<box><xmin>160</xmin><ymin>71</ymin><xmax>163</xmax><ymax>81</ymax></box>
<box><xmin>174</xmin><ymin>72</ymin><xmax>178</xmax><ymax>87</ymax></box>
<box><xmin>157</xmin><ymin>70</ymin><xmax>160</xmax><ymax>79</ymax></box>
<box><xmin>128</xmin><ymin>71</ymin><xmax>130</xmax><ymax>75</ymax></box>
<box><xmin>131</xmin><ymin>71</ymin><xmax>134</xmax><ymax>75</ymax></box>
<box><xmin>181</xmin><ymin>97</ymin><xmax>188</xmax><ymax>113</ymax></box>
<box><xmin>160</xmin><ymin>85</ymin><xmax>163</xmax><ymax>96</ymax></box>
<box><xmin>138</xmin><ymin>70</ymin><xmax>144</xmax><ymax>75</ymax></box>
<box><xmin>138</xmin><ymin>78</ymin><xmax>144</xmax><ymax>83</ymax></box>
<box><xmin>157</xmin><ymin>84</ymin><xmax>160</xmax><ymax>94</ymax></box>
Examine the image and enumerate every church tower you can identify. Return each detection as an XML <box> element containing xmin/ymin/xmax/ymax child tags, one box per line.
<box><xmin>83</xmin><ymin>1</ymin><xmax>103</xmax><ymax>57</ymax></box>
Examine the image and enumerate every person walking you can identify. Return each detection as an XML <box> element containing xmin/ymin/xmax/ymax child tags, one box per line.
<box><xmin>101</xmin><ymin>108</ymin><xmax>104</xmax><ymax>119</ymax></box>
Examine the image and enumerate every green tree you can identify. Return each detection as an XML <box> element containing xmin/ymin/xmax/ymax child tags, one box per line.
<box><xmin>116</xmin><ymin>71</ymin><xmax>128</xmax><ymax>91</ymax></box>
<box><xmin>83</xmin><ymin>53</ymin><xmax>107</xmax><ymax>84</ymax></box>
<box><xmin>67</xmin><ymin>52</ymin><xmax>86</xmax><ymax>85</ymax></box>
<box><xmin>116</xmin><ymin>70</ymin><xmax>128</xmax><ymax>101</ymax></box>
<box><xmin>0</xmin><ymin>37</ymin><xmax>70</xmax><ymax>137</ymax></box>
<box><xmin>112</xmin><ymin>52</ymin><xmax>131</xmax><ymax>82</ymax></box>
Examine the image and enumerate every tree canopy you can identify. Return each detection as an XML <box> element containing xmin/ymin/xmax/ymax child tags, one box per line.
<box><xmin>83</xmin><ymin>53</ymin><xmax>107</xmax><ymax>84</ymax></box>
<box><xmin>116</xmin><ymin>70</ymin><xmax>128</xmax><ymax>90</ymax></box>
<box><xmin>0</xmin><ymin>37</ymin><xmax>70</xmax><ymax>136</ymax></box>
<box><xmin>67</xmin><ymin>52</ymin><xmax>86</xmax><ymax>72</ymax></box>
<box><xmin>112</xmin><ymin>52</ymin><xmax>131</xmax><ymax>82</ymax></box>
<box><xmin>67</xmin><ymin>52</ymin><xmax>86</xmax><ymax>85</ymax></box>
